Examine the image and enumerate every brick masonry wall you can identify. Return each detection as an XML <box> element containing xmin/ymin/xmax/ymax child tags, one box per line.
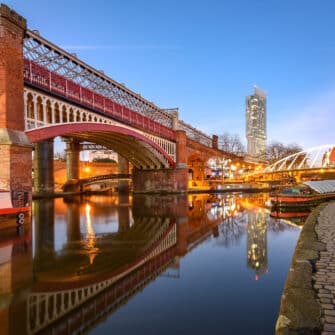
<box><xmin>133</xmin><ymin>168</ymin><xmax>188</xmax><ymax>193</ymax></box>
<box><xmin>0</xmin><ymin>4</ymin><xmax>26</xmax><ymax>130</ymax></box>
<box><xmin>0</xmin><ymin>5</ymin><xmax>32</xmax><ymax>196</ymax></box>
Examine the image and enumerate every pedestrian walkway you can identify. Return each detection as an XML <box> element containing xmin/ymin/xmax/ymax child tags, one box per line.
<box><xmin>314</xmin><ymin>202</ymin><xmax>335</xmax><ymax>334</ymax></box>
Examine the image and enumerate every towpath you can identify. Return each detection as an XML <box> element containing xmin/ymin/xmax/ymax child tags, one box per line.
<box><xmin>314</xmin><ymin>202</ymin><xmax>335</xmax><ymax>334</ymax></box>
<box><xmin>276</xmin><ymin>201</ymin><xmax>335</xmax><ymax>335</ymax></box>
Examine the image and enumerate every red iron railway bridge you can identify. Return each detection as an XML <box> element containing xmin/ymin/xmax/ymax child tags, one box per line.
<box><xmin>0</xmin><ymin>4</ymin><xmax>228</xmax><ymax>200</ymax></box>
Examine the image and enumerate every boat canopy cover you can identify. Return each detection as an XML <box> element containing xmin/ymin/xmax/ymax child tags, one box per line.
<box><xmin>302</xmin><ymin>180</ymin><xmax>335</xmax><ymax>194</ymax></box>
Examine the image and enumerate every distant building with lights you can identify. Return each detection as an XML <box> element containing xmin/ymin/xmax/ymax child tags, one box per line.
<box><xmin>88</xmin><ymin>150</ymin><xmax>118</xmax><ymax>162</ymax></box>
<box><xmin>246</xmin><ymin>86</ymin><xmax>267</xmax><ymax>161</ymax></box>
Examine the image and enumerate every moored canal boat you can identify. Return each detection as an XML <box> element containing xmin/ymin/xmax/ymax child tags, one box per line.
<box><xmin>271</xmin><ymin>180</ymin><xmax>335</xmax><ymax>210</ymax></box>
<box><xmin>270</xmin><ymin>210</ymin><xmax>310</xmax><ymax>225</ymax></box>
<box><xmin>0</xmin><ymin>191</ymin><xmax>30</xmax><ymax>228</ymax></box>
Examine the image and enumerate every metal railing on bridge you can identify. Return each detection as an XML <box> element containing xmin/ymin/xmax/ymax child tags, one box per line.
<box><xmin>23</xmin><ymin>29</ymin><xmax>215</xmax><ymax>149</ymax></box>
<box><xmin>24</xmin><ymin>58</ymin><xmax>176</xmax><ymax>141</ymax></box>
<box><xmin>178</xmin><ymin>120</ymin><xmax>213</xmax><ymax>147</ymax></box>
<box><xmin>23</xmin><ymin>30</ymin><xmax>174</xmax><ymax>129</ymax></box>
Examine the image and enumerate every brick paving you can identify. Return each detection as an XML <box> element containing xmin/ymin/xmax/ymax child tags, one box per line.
<box><xmin>314</xmin><ymin>202</ymin><xmax>335</xmax><ymax>335</ymax></box>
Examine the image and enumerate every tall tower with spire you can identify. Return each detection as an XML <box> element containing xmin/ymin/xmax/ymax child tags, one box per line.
<box><xmin>245</xmin><ymin>86</ymin><xmax>267</xmax><ymax>161</ymax></box>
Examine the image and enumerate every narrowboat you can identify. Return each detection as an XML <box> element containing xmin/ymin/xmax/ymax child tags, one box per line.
<box><xmin>270</xmin><ymin>180</ymin><xmax>335</xmax><ymax>210</ymax></box>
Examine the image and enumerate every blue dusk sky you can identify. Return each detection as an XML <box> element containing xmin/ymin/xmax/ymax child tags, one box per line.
<box><xmin>4</xmin><ymin>0</ymin><xmax>335</xmax><ymax>149</ymax></box>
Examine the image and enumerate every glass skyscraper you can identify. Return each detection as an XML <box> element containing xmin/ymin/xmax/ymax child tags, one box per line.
<box><xmin>246</xmin><ymin>86</ymin><xmax>267</xmax><ymax>161</ymax></box>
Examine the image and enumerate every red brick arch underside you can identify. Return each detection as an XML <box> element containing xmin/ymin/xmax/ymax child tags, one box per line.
<box><xmin>25</xmin><ymin>123</ymin><xmax>176</xmax><ymax>169</ymax></box>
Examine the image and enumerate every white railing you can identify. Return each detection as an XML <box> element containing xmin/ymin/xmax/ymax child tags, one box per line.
<box><xmin>264</xmin><ymin>144</ymin><xmax>335</xmax><ymax>173</ymax></box>
<box><xmin>24</xmin><ymin>87</ymin><xmax>176</xmax><ymax>164</ymax></box>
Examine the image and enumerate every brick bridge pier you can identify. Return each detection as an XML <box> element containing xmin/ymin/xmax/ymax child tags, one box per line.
<box><xmin>0</xmin><ymin>5</ymin><xmax>32</xmax><ymax>200</ymax></box>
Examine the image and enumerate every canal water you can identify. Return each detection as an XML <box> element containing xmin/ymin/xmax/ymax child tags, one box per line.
<box><xmin>0</xmin><ymin>192</ymin><xmax>301</xmax><ymax>335</ymax></box>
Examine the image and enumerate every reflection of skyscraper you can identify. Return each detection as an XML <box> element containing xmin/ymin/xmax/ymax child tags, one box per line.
<box><xmin>246</xmin><ymin>210</ymin><xmax>268</xmax><ymax>280</ymax></box>
<box><xmin>246</xmin><ymin>86</ymin><xmax>267</xmax><ymax>161</ymax></box>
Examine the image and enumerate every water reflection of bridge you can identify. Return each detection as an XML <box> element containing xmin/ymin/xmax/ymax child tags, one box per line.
<box><xmin>30</xmin><ymin>197</ymin><xmax>178</xmax><ymax>334</ymax></box>
<box><xmin>28</xmin><ymin>246</ymin><xmax>176</xmax><ymax>334</ymax></box>
<box><xmin>0</xmin><ymin>193</ymin><xmax>300</xmax><ymax>334</ymax></box>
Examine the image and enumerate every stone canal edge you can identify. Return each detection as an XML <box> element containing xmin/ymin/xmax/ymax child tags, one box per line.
<box><xmin>276</xmin><ymin>201</ymin><xmax>335</xmax><ymax>335</ymax></box>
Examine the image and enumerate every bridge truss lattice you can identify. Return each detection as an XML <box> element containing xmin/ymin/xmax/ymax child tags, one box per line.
<box><xmin>23</xmin><ymin>30</ymin><xmax>213</xmax><ymax>147</ymax></box>
<box><xmin>23</xmin><ymin>30</ymin><xmax>173</xmax><ymax>128</ymax></box>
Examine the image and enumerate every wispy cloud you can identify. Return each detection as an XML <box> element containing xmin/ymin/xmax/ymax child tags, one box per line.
<box><xmin>269</xmin><ymin>88</ymin><xmax>335</xmax><ymax>149</ymax></box>
<box><xmin>194</xmin><ymin>88</ymin><xmax>335</xmax><ymax>150</ymax></box>
<box><xmin>61</xmin><ymin>44</ymin><xmax>180</xmax><ymax>51</ymax></box>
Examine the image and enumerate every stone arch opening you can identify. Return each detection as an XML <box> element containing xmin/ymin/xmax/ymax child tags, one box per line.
<box><xmin>27</xmin><ymin>93</ymin><xmax>34</xmax><ymax>119</ymax></box>
<box><xmin>62</xmin><ymin>105</ymin><xmax>67</xmax><ymax>123</ymax></box>
<box><xmin>46</xmin><ymin>100</ymin><xmax>52</xmax><ymax>123</ymax></box>
<box><xmin>54</xmin><ymin>103</ymin><xmax>60</xmax><ymax>123</ymax></box>
<box><xmin>69</xmin><ymin>108</ymin><xmax>75</xmax><ymax>122</ymax></box>
<box><xmin>36</xmin><ymin>96</ymin><xmax>43</xmax><ymax>122</ymax></box>
<box><xmin>75</xmin><ymin>110</ymin><xmax>80</xmax><ymax>122</ymax></box>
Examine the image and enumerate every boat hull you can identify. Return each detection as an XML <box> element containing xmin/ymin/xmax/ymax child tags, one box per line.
<box><xmin>0</xmin><ymin>208</ymin><xmax>30</xmax><ymax>229</ymax></box>
<box><xmin>0</xmin><ymin>191</ymin><xmax>31</xmax><ymax>229</ymax></box>
<box><xmin>270</xmin><ymin>210</ymin><xmax>310</xmax><ymax>225</ymax></box>
<box><xmin>271</xmin><ymin>193</ymin><xmax>335</xmax><ymax>210</ymax></box>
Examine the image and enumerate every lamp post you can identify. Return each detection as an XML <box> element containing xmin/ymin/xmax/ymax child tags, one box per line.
<box><xmin>218</xmin><ymin>158</ymin><xmax>231</xmax><ymax>181</ymax></box>
<box><xmin>218</xmin><ymin>158</ymin><xmax>225</xmax><ymax>182</ymax></box>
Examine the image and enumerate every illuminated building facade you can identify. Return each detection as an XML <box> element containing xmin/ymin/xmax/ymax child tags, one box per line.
<box><xmin>246</xmin><ymin>86</ymin><xmax>267</xmax><ymax>161</ymax></box>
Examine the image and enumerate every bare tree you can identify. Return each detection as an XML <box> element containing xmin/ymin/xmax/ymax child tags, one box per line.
<box><xmin>54</xmin><ymin>151</ymin><xmax>66</xmax><ymax>161</ymax></box>
<box><xmin>267</xmin><ymin>142</ymin><xmax>303</xmax><ymax>164</ymax></box>
<box><xmin>219</xmin><ymin>132</ymin><xmax>245</xmax><ymax>156</ymax></box>
<box><xmin>267</xmin><ymin>141</ymin><xmax>285</xmax><ymax>163</ymax></box>
<box><xmin>285</xmin><ymin>143</ymin><xmax>303</xmax><ymax>157</ymax></box>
